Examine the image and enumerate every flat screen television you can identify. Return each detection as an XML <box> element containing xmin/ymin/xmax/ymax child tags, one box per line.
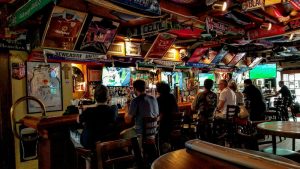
<box><xmin>102</xmin><ymin>67</ymin><xmax>131</xmax><ymax>86</ymax></box>
<box><xmin>249</xmin><ymin>64</ymin><xmax>277</xmax><ymax>79</ymax></box>
<box><xmin>198</xmin><ymin>73</ymin><xmax>215</xmax><ymax>86</ymax></box>
<box><xmin>161</xmin><ymin>72</ymin><xmax>183</xmax><ymax>89</ymax></box>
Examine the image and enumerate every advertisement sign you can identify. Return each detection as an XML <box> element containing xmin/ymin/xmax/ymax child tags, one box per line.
<box><xmin>78</xmin><ymin>16</ymin><xmax>119</xmax><ymax>54</ymax></box>
<box><xmin>109</xmin><ymin>0</ymin><xmax>161</xmax><ymax>16</ymax></box>
<box><xmin>125</xmin><ymin>42</ymin><xmax>141</xmax><ymax>57</ymax></box>
<box><xmin>206</xmin><ymin>17</ymin><xmax>245</xmax><ymax>35</ymax></box>
<box><xmin>211</xmin><ymin>48</ymin><xmax>228</xmax><ymax>64</ymax></box>
<box><xmin>188</xmin><ymin>47</ymin><xmax>208</xmax><ymax>63</ymax></box>
<box><xmin>42</xmin><ymin>6</ymin><xmax>87</xmax><ymax>50</ymax></box>
<box><xmin>242</xmin><ymin>0</ymin><xmax>264</xmax><ymax>11</ymax></box>
<box><xmin>228</xmin><ymin>53</ymin><xmax>246</xmax><ymax>66</ymax></box>
<box><xmin>144</xmin><ymin>33</ymin><xmax>177</xmax><ymax>59</ymax></box>
<box><xmin>43</xmin><ymin>49</ymin><xmax>107</xmax><ymax>62</ymax></box>
<box><xmin>0</xmin><ymin>29</ymin><xmax>29</xmax><ymax>51</ymax></box>
<box><xmin>9</xmin><ymin>0</ymin><xmax>53</xmax><ymax>27</ymax></box>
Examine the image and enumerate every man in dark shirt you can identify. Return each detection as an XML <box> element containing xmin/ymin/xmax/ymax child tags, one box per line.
<box><xmin>71</xmin><ymin>85</ymin><xmax>118</xmax><ymax>149</ymax></box>
<box><xmin>276</xmin><ymin>81</ymin><xmax>292</xmax><ymax>106</ymax></box>
<box><xmin>243</xmin><ymin>79</ymin><xmax>266</xmax><ymax>121</ymax></box>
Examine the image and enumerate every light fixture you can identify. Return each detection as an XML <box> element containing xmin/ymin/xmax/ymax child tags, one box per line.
<box><xmin>212</xmin><ymin>1</ymin><xmax>227</xmax><ymax>11</ymax></box>
<box><xmin>260</xmin><ymin>23</ymin><xmax>272</xmax><ymax>31</ymax></box>
<box><xmin>289</xmin><ymin>33</ymin><xmax>294</xmax><ymax>41</ymax></box>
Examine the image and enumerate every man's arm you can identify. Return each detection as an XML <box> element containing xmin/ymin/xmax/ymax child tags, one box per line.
<box><xmin>216</xmin><ymin>100</ymin><xmax>225</xmax><ymax>112</ymax></box>
<box><xmin>125</xmin><ymin>99</ymin><xmax>137</xmax><ymax>124</ymax></box>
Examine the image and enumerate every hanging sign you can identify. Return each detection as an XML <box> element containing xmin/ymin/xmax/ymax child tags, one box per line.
<box><xmin>186</xmin><ymin>62</ymin><xmax>210</xmax><ymax>68</ymax></box>
<box><xmin>227</xmin><ymin>43</ymin><xmax>267</xmax><ymax>52</ymax></box>
<box><xmin>273</xmin><ymin>39</ymin><xmax>300</xmax><ymax>47</ymax></box>
<box><xmin>288</xmin><ymin>18</ymin><xmax>300</xmax><ymax>30</ymax></box>
<box><xmin>43</xmin><ymin>49</ymin><xmax>107</xmax><ymax>62</ymax></box>
<box><xmin>9</xmin><ymin>0</ymin><xmax>54</xmax><ymax>27</ymax></box>
<box><xmin>0</xmin><ymin>39</ymin><xmax>29</xmax><ymax>51</ymax></box>
<box><xmin>247</xmin><ymin>25</ymin><xmax>286</xmax><ymax>39</ymax></box>
<box><xmin>144</xmin><ymin>33</ymin><xmax>177</xmax><ymax>59</ymax></box>
<box><xmin>205</xmin><ymin>17</ymin><xmax>245</xmax><ymax>35</ymax></box>
<box><xmin>188</xmin><ymin>47</ymin><xmax>208</xmax><ymax>63</ymax></box>
<box><xmin>109</xmin><ymin>0</ymin><xmax>161</xmax><ymax>16</ymax></box>
<box><xmin>242</xmin><ymin>0</ymin><xmax>264</xmax><ymax>11</ymax></box>
<box><xmin>211</xmin><ymin>48</ymin><xmax>228</xmax><ymax>64</ymax></box>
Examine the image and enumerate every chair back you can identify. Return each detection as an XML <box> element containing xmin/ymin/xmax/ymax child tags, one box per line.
<box><xmin>172</xmin><ymin>112</ymin><xmax>184</xmax><ymax>130</ymax></box>
<box><xmin>142</xmin><ymin>116</ymin><xmax>160</xmax><ymax>143</ymax></box>
<box><xmin>226</xmin><ymin>105</ymin><xmax>239</xmax><ymax>121</ymax></box>
<box><xmin>96</xmin><ymin>137</ymin><xmax>143</xmax><ymax>169</ymax></box>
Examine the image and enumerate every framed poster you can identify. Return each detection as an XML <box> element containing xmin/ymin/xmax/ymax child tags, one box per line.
<box><xmin>79</xmin><ymin>16</ymin><xmax>120</xmax><ymax>54</ymax></box>
<box><xmin>144</xmin><ymin>33</ymin><xmax>177</xmax><ymax>59</ymax></box>
<box><xmin>125</xmin><ymin>42</ymin><xmax>141</xmax><ymax>56</ymax></box>
<box><xmin>41</xmin><ymin>6</ymin><xmax>87</xmax><ymax>50</ymax></box>
<box><xmin>26</xmin><ymin>62</ymin><xmax>62</xmax><ymax>113</ymax></box>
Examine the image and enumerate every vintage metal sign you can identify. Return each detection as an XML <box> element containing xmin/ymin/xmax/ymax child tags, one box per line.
<box><xmin>211</xmin><ymin>48</ymin><xmax>228</xmax><ymax>65</ymax></box>
<box><xmin>144</xmin><ymin>33</ymin><xmax>177</xmax><ymax>59</ymax></box>
<box><xmin>242</xmin><ymin>0</ymin><xmax>264</xmax><ymax>11</ymax></box>
<box><xmin>43</xmin><ymin>49</ymin><xmax>107</xmax><ymax>62</ymax></box>
<box><xmin>9</xmin><ymin>0</ymin><xmax>54</xmax><ymax>27</ymax></box>
<box><xmin>0</xmin><ymin>39</ymin><xmax>29</xmax><ymax>51</ymax></box>
<box><xmin>205</xmin><ymin>17</ymin><xmax>245</xmax><ymax>35</ymax></box>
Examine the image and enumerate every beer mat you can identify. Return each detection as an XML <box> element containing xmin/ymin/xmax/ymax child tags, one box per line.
<box><xmin>185</xmin><ymin>139</ymin><xmax>300</xmax><ymax>169</ymax></box>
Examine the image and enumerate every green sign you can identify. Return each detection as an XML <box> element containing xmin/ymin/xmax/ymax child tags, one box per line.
<box><xmin>9</xmin><ymin>0</ymin><xmax>54</xmax><ymax>27</ymax></box>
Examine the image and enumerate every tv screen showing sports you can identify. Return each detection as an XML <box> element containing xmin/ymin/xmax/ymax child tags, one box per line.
<box><xmin>102</xmin><ymin>67</ymin><xmax>131</xmax><ymax>86</ymax></box>
<box><xmin>198</xmin><ymin>73</ymin><xmax>215</xmax><ymax>86</ymax></box>
<box><xmin>161</xmin><ymin>72</ymin><xmax>183</xmax><ymax>89</ymax></box>
<box><xmin>250</xmin><ymin>64</ymin><xmax>276</xmax><ymax>79</ymax></box>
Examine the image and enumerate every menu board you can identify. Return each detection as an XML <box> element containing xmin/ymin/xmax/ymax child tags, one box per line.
<box><xmin>42</xmin><ymin>6</ymin><xmax>87</xmax><ymax>50</ymax></box>
<box><xmin>78</xmin><ymin>16</ymin><xmax>119</xmax><ymax>54</ymax></box>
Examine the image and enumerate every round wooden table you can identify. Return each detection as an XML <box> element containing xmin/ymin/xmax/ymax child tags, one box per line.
<box><xmin>151</xmin><ymin>148</ymin><xmax>299</xmax><ymax>169</ymax></box>
<box><xmin>257</xmin><ymin>121</ymin><xmax>300</xmax><ymax>154</ymax></box>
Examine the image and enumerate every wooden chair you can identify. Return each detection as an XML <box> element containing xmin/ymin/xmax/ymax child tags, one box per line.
<box><xmin>265</xmin><ymin>98</ymin><xmax>282</xmax><ymax>121</ymax></box>
<box><xmin>96</xmin><ymin>137</ymin><xmax>143</xmax><ymax>169</ymax></box>
<box><xmin>169</xmin><ymin>112</ymin><xmax>185</xmax><ymax>150</ymax></box>
<box><xmin>142</xmin><ymin>116</ymin><xmax>160</xmax><ymax>165</ymax></box>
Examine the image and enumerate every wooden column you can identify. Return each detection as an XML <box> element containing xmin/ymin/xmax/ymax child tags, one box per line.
<box><xmin>0</xmin><ymin>51</ymin><xmax>16</xmax><ymax>169</ymax></box>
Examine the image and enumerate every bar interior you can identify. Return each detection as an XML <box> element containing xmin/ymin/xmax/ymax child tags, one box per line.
<box><xmin>1</xmin><ymin>0</ymin><xmax>300</xmax><ymax>169</ymax></box>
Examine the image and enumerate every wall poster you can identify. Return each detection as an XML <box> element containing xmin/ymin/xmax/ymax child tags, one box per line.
<box><xmin>41</xmin><ymin>6</ymin><xmax>87</xmax><ymax>50</ymax></box>
<box><xmin>79</xmin><ymin>16</ymin><xmax>120</xmax><ymax>54</ymax></box>
<box><xmin>26</xmin><ymin>62</ymin><xmax>62</xmax><ymax>113</ymax></box>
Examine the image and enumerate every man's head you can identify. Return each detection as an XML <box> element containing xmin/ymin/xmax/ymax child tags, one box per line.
<box><xmin>219</xmin><ymin>79</ymin><xmax>228</xmax><ymax>91</ymax></box>
<box><xmin>244</xmin><ymin>79</ymin><xmax>252</xmax><ymax>87</ymax></box>
<box><xmin>94</xmin><ymin>85</ymin><xmax>109</xmax><ymax>103</ymax></box>
<box><xmin>228</xmin><ymin>81</ymin><xmax>238</xmax><ymax>92</ymax></box>
<box><xmin>133</xmin><ymin>79</ymin><xmax>146</xmax><ymax>95</ymax></box>
<box><xmin>156</xmin><ymin>81</ymin><xmax>170</xmax><ymax>95</ymax></box>
<box><xmin>204</xmin><ymin>79</ymin><xmax>214</xmax><ymax>91</ymax></box>
<box><xmin>279</xmin><ymin>81</ymin><xmax>284</xmax><ymax>87</ymax></box>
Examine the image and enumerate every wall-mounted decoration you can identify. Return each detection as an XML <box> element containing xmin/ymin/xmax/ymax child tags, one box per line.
<box><xmin>78</xmin><ymin>16</ymin><xmax>119</xmax><ymax>54</ymax></box>
<box><xmin>0</xmin><ymin>28</ymin><xmax>29</xmax><ymax>51</ymax></box>
<box><xmin>12</xmin><ymin>62</ymin><xmax>25</xmax><ymax>80</ymax></box>
<box><xmin>88</xmin><ymin>69</ymin><xmax>101</xmax><ymax>82</ymax></box>
<box><xmin>145</xmin><ymin>33</ymin><xmax>177</xmax><ymax>59</ymax></box>
<box><xmin>42</xmin><ymin>6</ymin><xmax>87</xmax><ymax>50</ymax></box>
<box><xmin>107</xmin><ymin>42</ymin><xmax>125</xmax><ymax>56</ymax></box>
<box><xmin>228</xmin><ymin>53</ymin><xmax>246</xmax><ymax>66</ymax></box>
<box><xmin>247</xmin><ymin>24</ymin><xmax>285</xmax><ymax>39</ymax></box>
<box><xmin>125</xmin><ymin>42</ymin><xmax>141</xmax><ymax>57</ymax></box>
<box><xmin>206</xmin><ymin>17</ymin><xmax>245</xmax><ymax>35</ymax></box>
<box><xmin>211</xmin><ymin>48</ymin><xmax>228</xmax><ymax>65</ymax></box>
<box><xmin>188</xmin><ymin>47</ymin><xmax>208</xmax><ymax>63</ymax></box>
<box><xmin>26</xmin><ymin>62</ymin><xmax>62</xmax><ymax>113</ymax></box>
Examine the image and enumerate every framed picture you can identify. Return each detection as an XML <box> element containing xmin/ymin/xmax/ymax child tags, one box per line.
<box><xmin>41</xmin><ymin>6</ymin><xmax>87</xmax><ymax>50</ymax></box>
<box><xmin>88</xmin><ymin>69</ymin><xmax>101</xmax><ymax>82</ymax></box>
<box><xmin>78</xmin><ymin>16</ymin><xmax>120</xmax><ymax>54</ymax></box>
<box><xmin>26</xmin><ymin>62</ymin><xmax>62</xmax><ymax>113</ymax></box>
<box><xmin>125</xmin><ymin>42</ymin><xmax>141</xmax><ymax>56</ymax></box>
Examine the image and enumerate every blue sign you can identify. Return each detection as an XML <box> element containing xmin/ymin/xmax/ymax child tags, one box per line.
<box><xmin>110</xmin><ymin>0</ymin><xmax>161</xmax><ymax>16</ymax></box>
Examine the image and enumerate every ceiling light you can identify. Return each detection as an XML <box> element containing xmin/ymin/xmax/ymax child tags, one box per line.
<box><xmin>212</xmin><ymin>1</ymin><xmax>227</xmax><ymax>11</ymax></box>
<box><xmin>289</xmin><ymin>33</ymin><xmax>294</xmax><ymax>41</ymax></box>
<box><xmin>260</xmin><ymin>23</ymin><xmax>272</xmax><ymax>31</ymax></box>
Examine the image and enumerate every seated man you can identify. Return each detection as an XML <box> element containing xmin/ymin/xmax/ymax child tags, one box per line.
<box><xmin>70</xmin><ymin>85</ymin><xmax>119</xmax><ymax>149</ymax></box>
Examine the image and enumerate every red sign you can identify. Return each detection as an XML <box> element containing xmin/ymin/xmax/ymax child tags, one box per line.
<box><xmin>144</xmin><ymin>33</ymin><xmax>177</xmax><ymax>59</ymax></box>
<box><xmin>206</xmin><ymin>17</ymin><xmax>245</xmax><ymax>35</ymax></box>
<box><xmin>188</xmin><ymin>47</ymin><xmax>208</xmax><ymax>63</ymax></box>
<box><xmin>247</xmin><ymin>25</ymin><xmax>286</xmax><ymax>40</ymax></box>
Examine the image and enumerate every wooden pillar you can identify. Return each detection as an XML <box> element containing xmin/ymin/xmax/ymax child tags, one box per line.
<box><xmin>0</xmin><ymin>51</ymin><xmax>16</xmax><ymax>169</ymax></box>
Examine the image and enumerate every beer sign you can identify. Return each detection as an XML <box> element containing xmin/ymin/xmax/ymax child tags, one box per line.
<box><xmin>242</xmin><ymin>0</ymin><xmax>264</xmax><ymax>11</ymax></box>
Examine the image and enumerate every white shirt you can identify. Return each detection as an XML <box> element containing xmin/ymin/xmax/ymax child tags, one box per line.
<box><xmin>219</xmin><ymin>87</ymin><xmax>236</xmax><ymax>117</ymax></box>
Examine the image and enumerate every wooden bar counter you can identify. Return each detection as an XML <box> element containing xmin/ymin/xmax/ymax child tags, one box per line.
<box><xmin>20</xmin><ymin>102</ymin><xmax>192</xmax><ymax>169</ymax></box>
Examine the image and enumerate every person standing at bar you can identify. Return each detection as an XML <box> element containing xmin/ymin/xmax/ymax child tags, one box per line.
<box><xmin>191</xmin><ymin>79</ymin><xmax>217</xmax><ymax>141</ymax></box>
<box><xmin>243</xmin><ymin>79</ymin><xmax>266</xmax><ymax>121</ymax></box>
<box><xmin>275</xmin><ymin>81</ymin><xmax>292</xmax><ymax>106</ymax></box>
<box><xmin>215</xmin><ymin>79</ymin><xmax>236</xmax><ymax>119</ymax></box>
<box><xmin>124</xmin><ymin>79</ymin><xmax>159</xmax><ymax>138</ymax></box>
<box><xmin>229</xmin><ymin>81</ymin><xmax>244</xmax><ymax>106</ymax></box>
<box><xmin>156</xmin><ymin>82</ymin><xmax>179</xmax><ymax>152</ymax></box>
